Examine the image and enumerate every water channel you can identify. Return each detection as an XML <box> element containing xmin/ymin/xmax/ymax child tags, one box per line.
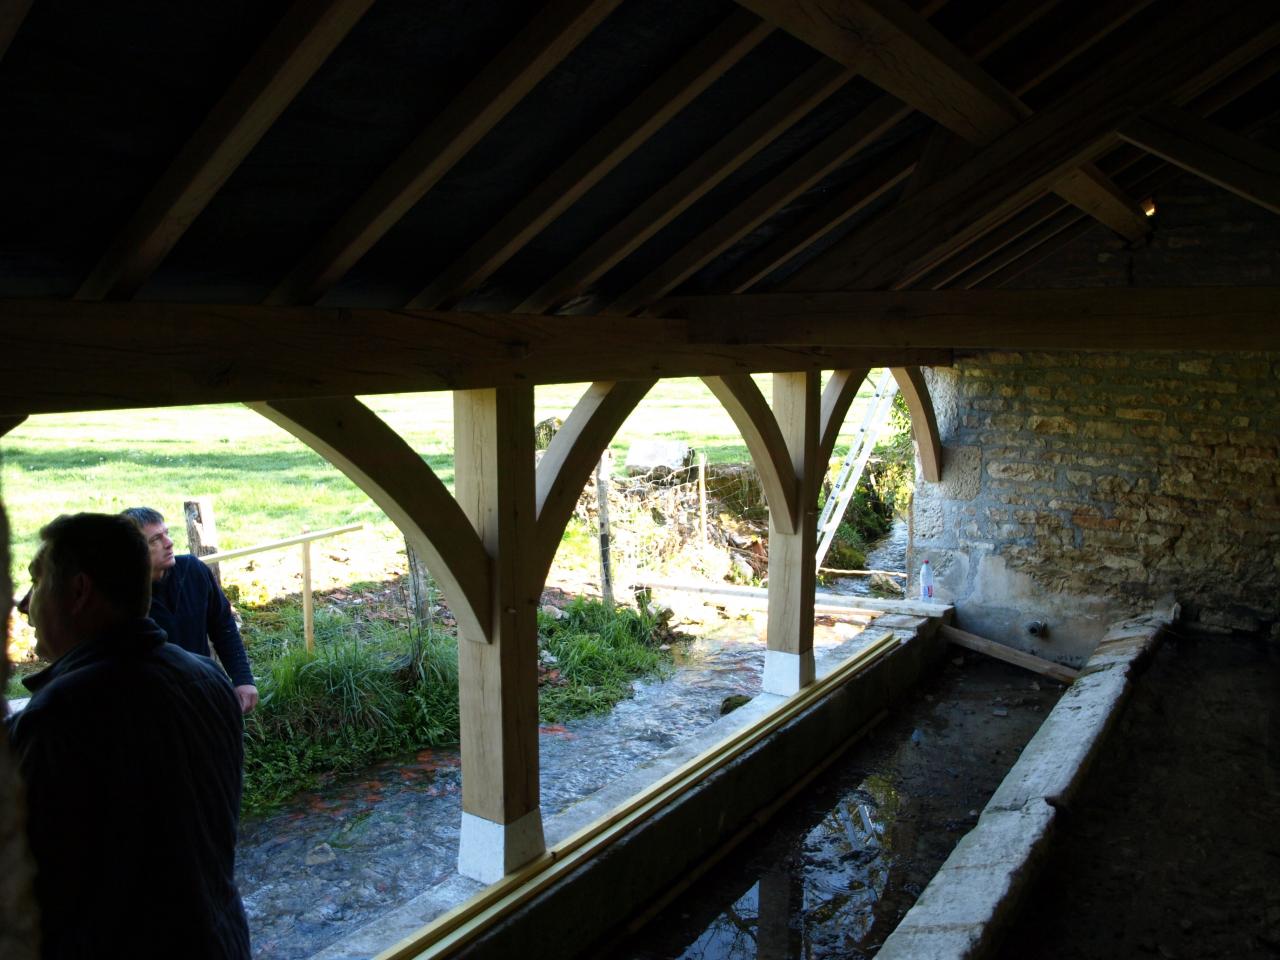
<box><xmin>235</xmin><ymin>522</ymin><xmax>922</xmax><ymax>959</ymax></box>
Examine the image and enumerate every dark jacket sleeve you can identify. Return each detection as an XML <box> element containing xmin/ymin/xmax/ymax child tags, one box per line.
<box><xmin>200</xmin><ymin>562</ymin><xmax>254</xmax><ymax>687</ymax></box>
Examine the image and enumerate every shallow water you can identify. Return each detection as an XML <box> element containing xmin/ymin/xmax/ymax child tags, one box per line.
<box><xmin>828</xmin><ymin>518</ymin><xmax>909</xmax><ymax>599</ymax></box>
<box><xmin>614</xmin><ymin>655</ymin><xmax>1063</xmax><ymax>959</ymax></box>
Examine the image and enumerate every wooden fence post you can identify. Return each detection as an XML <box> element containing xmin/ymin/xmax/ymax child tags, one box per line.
<box><xmin>698</xmin><ymin>452</ymin><xmax>708</xmax><ymax>545</ymax></box>
<box><xmin>184</xmin><ymin>498</ymin><xmax>221</xmax><ymax>585</ymax></box>
<box><xmin>301</xmin><ymin>528</ymin><xmax>314</xmax><ymax>652</ymax></box>
<box><xmin>595</xmin><ymin>450</ymin><xmax>614</xmax><ymax>607</ymax></box>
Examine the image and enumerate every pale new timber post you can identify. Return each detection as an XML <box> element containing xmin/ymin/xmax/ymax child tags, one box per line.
<box><xmin>454</xmin><ymin>386</ymin><xmax>545</xmax><ymax>883</ymax></box>
<box><xmin>764</xmin><ymin>371</ymin><xmax>819</xmax><ymax>695</ymax></box>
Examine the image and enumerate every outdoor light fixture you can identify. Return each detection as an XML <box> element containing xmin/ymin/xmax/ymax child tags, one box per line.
<box><xmin>1141</xmin><ymin>196</ymin><xmax>1157</xmax><ymax>217</ymax></box>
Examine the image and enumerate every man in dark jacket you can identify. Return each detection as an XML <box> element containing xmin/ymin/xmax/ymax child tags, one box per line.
<box><xmin>122</xmin><ymin>506</ymin><xmax>258</xmax><ymax>713</ymax></box>
<box><xmin>6</xmin><ymin>512</ymin><xmax>251</xmax><ymax>959</ymax></box>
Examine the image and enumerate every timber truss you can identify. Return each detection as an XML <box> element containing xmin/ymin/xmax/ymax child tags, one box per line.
<box><xmin>2</xmin><ymin>0</ymin><xmax>1278</xmax><ymax>881</ymax></box>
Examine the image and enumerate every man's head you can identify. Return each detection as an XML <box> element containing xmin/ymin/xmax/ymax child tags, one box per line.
<box><xmin>17</xmin><ymin>513</ymin><xmax>152</xmax><ymax>661</ymax></box>
<box><xmin>121</xmin><ymin>506</ymin><xmax>175</xmax><ymax>580</ymax></box>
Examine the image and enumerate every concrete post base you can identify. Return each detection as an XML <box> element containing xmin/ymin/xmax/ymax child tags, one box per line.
<box><xmin>457</xmin><ymin>808</ymin><xmax>545</xmax><ymax>884</ymax></box>
<box><xmin>762</xmin><ymin>649</ymin><xmax>815</xmax><ymax>696</ymax></box>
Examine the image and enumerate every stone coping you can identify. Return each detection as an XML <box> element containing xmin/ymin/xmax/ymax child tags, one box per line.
<box><xmin>875</xmin><ymin>611</ymin><xmax>1169</xmax><ymax>960</ymax></box>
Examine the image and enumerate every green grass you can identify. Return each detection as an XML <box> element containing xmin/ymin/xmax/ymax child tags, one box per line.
<box><xmin>2</xmin><ymin>375</ymin><xmax>884</xmax><ymax>588</ymax></box>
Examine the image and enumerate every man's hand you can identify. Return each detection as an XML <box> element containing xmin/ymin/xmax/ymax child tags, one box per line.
<box><xmin>234</xmin><ymin>684</ymin><xmax>259</xmax><ymax>715</ymax></box>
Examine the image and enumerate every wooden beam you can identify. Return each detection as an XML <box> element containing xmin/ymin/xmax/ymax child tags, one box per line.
<box><xmin>75</xmin><ymin>0</ymin><xmax>374</xmax><ymax>302</ymax></box>
<box><xmin>0</xmin><ymin>0</ymin><xmax>32</xmax><ymax>64</ymax></box>
<box><xmin>701</xmin><ymin>375</ymin><xmax>799</xmax><ymax>534</ymax></box>
<box><xmin>890</xmin><ymin>366</ymin><xmax>940</xmax><ymax>483</ymax></box>
<box><xmin>818</xmin><ymin>368</ymin><xmax>870</xmax><ymax>467</ymax></box>
<box><xmin>0</xmin><ymin>298</ymin><xmax>951</xmax><ymax>414</ymax></box>
<box><xmin>514</xmin><ymin>59</ymin><xmax>854</xmax><ymax>313</ymax></box>
<box><xmin>266</xmin><ymin>0</ymin><xmax>621</xmax><ymax>306</ymax></box>
<box><xmin>737</xmin><ymin>0</ymin><xmax>1149</xmax><ymax>242</ymax></box>
<box><xmin>251</xmin><ymin>397</ymin><xmax>492</xmax><ymax>641</ymax></box>
<box><xmin>407</xmin><ymin>10</ymin><xmax>772</xmax><ymax>310</ymax></box>
<box><xmin>940</xmin><ymin>624</ymin><xmax>1079</xmax><ymax>684</ymax></box>
<box><xmin>784</xmin><ymin>0</ymin><xmax>1280</xmax><ymax>292</ymax></box>
<box><xmin>608</xmin><ymin>96</ymin><xmax>913</xmax><ymax>314</ymax></box>
<box><xmin>533</xmin><ymin>379</ymin><xmax>654</xmax><ymax>580</ymax></box>
<box><xmin>1118</xmin><ymin>103</ymin><xmax>1280</xmax><ymax>214</ymax></box>
<box><xmin>657</xmin><ymin>287</ymin><xmax>1280</xmax><ymax>351</ymax></box>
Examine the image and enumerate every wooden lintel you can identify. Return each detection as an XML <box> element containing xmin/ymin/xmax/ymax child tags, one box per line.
<box><xmin>940</xmin><ymin>624</ymin><xmax>1079</xmax><ymax>684</ymax></box>
<box><xmin>0</xmin><ymin>299</ymin><xmax>951</xmax><ymax>415</ymax></box>
<box><xmin>658</xmin><ymin>287</ymin><xmax>1280</xmax><ymax>350</ymax></box>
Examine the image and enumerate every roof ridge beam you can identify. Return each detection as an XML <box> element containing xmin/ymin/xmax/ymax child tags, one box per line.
<box><xmin>266</xmin><ymin>0</ymin><xmax>622</xmax><ymax>306</ymax></box>
<box><xmin>75</xmin><ymin>0</ymin><xmax>375</xmax><ymax>302</ymax></box>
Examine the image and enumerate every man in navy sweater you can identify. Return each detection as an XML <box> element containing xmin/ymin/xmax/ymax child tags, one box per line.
<box><xmin>8</xmin><ymin>513</ymin><xmax>250</xmax><ymax>958</ymax></box>
<box><xmin>122</xmin><ymin>506</ymin><xmax>258</xmax><ymax>714</ymax></box>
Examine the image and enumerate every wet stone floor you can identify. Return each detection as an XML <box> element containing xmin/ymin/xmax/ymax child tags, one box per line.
<box><xmin>611</xmin><ymin>654</ymin><xmax>1064</xmax><ymax>959</ymax></box>
<box><xmin>237</xmin><ymin>620</ymin><xmax>777</xmax><ymax>959</ymax></box>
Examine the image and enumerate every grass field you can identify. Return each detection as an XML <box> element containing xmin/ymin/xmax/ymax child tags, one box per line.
<box><xmin>2</xmin><ymin>374</ymin><xmax>882</xmax><ymax>592</ymax></box>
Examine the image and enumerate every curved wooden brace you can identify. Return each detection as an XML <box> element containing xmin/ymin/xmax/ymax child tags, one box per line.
<box><xmin>702</xmin><ymin>374</ymin><xmax>799</xmax><ymax>534</ymax></box>
<box><xmin>817</xmin><ymin>367</ymin><xmax>870</xmax><ymax>468</ymax></box>
<box><xmin>248</xmin><ymin>397</ymin><xmax>493</xmax><ymax>640</ymax></box>
<box><xmin>533</xmin><ymin>379</ymin><xmax>655</xmax><ymax>583</ymax></box>
<box><xmin>0</xmin><ymin>415</ymin><xmax>28</xmax><ymax>439</ymax></box>
<box><xmin>890</xmin><ymin>366</ymin><xmax>942</xmax><ymax>482</ymax></box>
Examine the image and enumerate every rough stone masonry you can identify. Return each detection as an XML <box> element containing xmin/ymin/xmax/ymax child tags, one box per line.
<box><xmin>913</xmin><ymin>177</ymin><xmax>1280</xmax><ymax>664</ymax></box>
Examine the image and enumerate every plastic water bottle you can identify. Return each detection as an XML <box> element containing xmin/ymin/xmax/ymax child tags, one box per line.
<box><xmin>919</xmin><ymin>559</ymin><xmax>934</xmax><ymax>600</ymax></box>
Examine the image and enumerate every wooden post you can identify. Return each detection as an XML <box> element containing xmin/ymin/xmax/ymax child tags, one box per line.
<box><xmin>184</xmin><ymin>498</ymin><xmax>222</xmax><ymax>585</ymax></box>
<box><xmin>698</xmin><ymin>451</ymin><xmax>708</xmax><ymax>545</ymax></box>
<box><xmin>300</xmin><ymin>531</ymin><xmax>314</xmax><ymax>653</ymax></box>
<box><xmin>454</xmin><ymin>386</ymin><xmax>545</xmax><ymax>883</ymax></box>
<box><xmin>764</xmin><ymin>371</ymin><xmax>819</xmax><ymax>695</ymax></box>
<box><xmin>595</xmin><ymin>449</ymin><xmax>614</xmax><ymax>607</ymax></box>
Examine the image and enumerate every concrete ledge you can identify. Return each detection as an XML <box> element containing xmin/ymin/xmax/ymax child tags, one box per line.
<box><xmin>876</xmin><ymin>612</ymin><xmax>1168</xmax><ymax>960</ymax></box>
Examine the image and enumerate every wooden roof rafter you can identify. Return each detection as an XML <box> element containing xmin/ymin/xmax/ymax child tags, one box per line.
<box><xmin>784</xmin><ymin>0</ymin><xmax>1280</xmax><ymax>293</ymax></box>
<box><xmin>265</xmin><ymin>0</ymin><xmax>623</xmax><ymax>307</ymax></box>
<box><xmin>74</xmin><ymin>0</ymin><xmax>376</xmax><ymax>302</ymax></box>
<box><xmin>514</xmin><ymin>57</ymin><xmax>856</xmax><ymax>313</ymax></box>
<box><xmin>405</xmin><ymin>8</ymin><xmax>774</xmax><ymax>310</ymax></box>
<box><xmin>737</xmin><ymin>0</ymin><xmax>1151</xmax><ymax>245</ymax></box>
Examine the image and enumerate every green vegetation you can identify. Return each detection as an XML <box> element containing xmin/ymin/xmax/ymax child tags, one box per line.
<box><xmin>237</xmin><ymin>594</ymin><xmax>669</xmax><ymax>813</ymax></box>
<box><xmin>821</xmin><ymin>393</ymin><xmax>916</xmax><ymax>571</ymax></box>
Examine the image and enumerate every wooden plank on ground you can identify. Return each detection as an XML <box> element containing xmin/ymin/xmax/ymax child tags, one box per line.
<box><xmin>940</xmin><ymin>624</ymin><xmax>1079</xmax><ymax>684</ymax></box>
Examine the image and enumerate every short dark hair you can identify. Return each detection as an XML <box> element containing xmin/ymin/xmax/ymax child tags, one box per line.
<box><xmin>121</xmin><ymin>506</ymin><xmax>165</xmax><ymax>529</ymax></box>
<box><xmin>39</xmin><ymin>513</ymin><xmax>152</xmax><ymax>619</ymax></box>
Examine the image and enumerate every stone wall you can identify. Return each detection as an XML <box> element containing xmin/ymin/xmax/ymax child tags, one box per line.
<box><xmin>913</xmin><ymin>176</ymin><xmax>1280</xmax><ymax>665</ymax></box>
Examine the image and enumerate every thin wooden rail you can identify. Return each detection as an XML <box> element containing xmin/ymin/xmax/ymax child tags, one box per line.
<box><xmin>199</xmin><ymin>522</ymin><xmax>362</xmax><ymax>651</ymax></box>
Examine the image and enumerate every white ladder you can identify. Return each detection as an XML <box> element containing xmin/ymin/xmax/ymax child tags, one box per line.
<box><xmin>814</xmin><ymin>369</ymin><xmax>900</xmax><ymax>571</ymax></box>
